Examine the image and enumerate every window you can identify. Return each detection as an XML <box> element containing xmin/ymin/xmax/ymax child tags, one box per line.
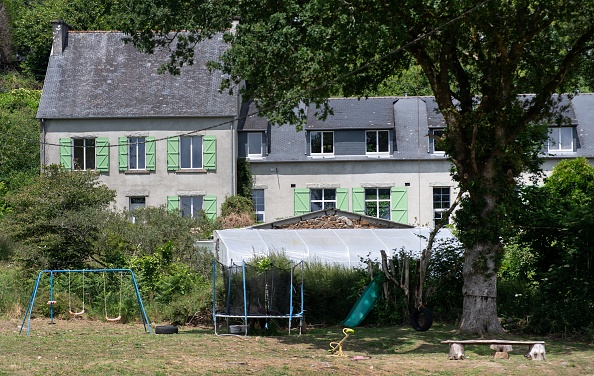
<box><xmin>180</xmin><ymin>136</ymin><xmax>203</xmax><ymax>169</ymax></box>
<box><xmin>60</xmin><ymin>137</ymin><xmax>109</xmax><ymax>172</ymax></box>
<box><xmin>128</xmin><ymin>137</ymin><xmax>146</xmax><ymax>170</ymax></box>
<box><xmin>430</xmin><ymin>128</ymin><xmax>445</xmax><ymax>153</ymax></box>
<box><xmin>310</xmin><ymin>131</ymin><xmax>334</xmax><ymax>155</ymax></box>
<box><xmin>294</xmin><ymin>188</ymin><xmax>348</xmax><ymax>215</ymax></box>
<box><xmin>310</xmin><ymin>189</ymin><xmax>336</xmax><ymax>211</ymax></box>
<box><xmin>433</xmin><ymin>187</ymin><xmax>450</xmax><ymax>227</ymax></box>
<box><xmin>548</xmin><ymin>127</ymin><xmax>573</xmax><ymax>152</ymax></box>
<box><xmin>364</xmin><ymin>188</ymin><xmax>391</xmax><ymax>220</ymax></box>
<box><xmin>167</xmin><ymin>135</ymin><xmax>216</xmax><ymax>171</ymax></box>
<box><xmin>366</xmin><ymin>130</ymin><xmax>389</xmax><ymax>154</ymax></box>
<box><xmin>73</xmin><ymin>138</ymin><xmax>95</xmax><ymax>170</ymax></box>
<box><xmin>167</xmin><ymin>195</ymin><xmax>217</xmax><ymax>220</ymax></box>
<box><xmin>119</xmin><ymin>137</ymin><xmax>155</xmax><ymax>171</ymax></box>
<box><xmin>252</xmin><ymin>189</ymin><xmax>265</xmax><ymax>222</ymax></box>
<box><xmin>180</xmin><ymin>196</ymin><xmax>203</xmax><ymax>218</ymax></box>
<box><xmin>129</xmin><ymin>197</ymin><xmax>146</xmax><ymax>223</ymax></box>
<box><xmin>352</xmin><ymin>187</ymin><xmax>408</xmax><ymax>223</ymax></box>
<box><xmin>247</xmin><ymin>133</ymin><xmax>263</xmax><ymax>157</ymax></box>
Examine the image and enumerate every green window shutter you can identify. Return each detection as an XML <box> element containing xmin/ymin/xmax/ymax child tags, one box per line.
<box><xmin>95</xmin><ymin>137</ymin><xmax>109</xmax><ymax>172</ymax></box>
<box><xmin>59</xmin><ymin>138</ymin><xmax>72</xmax><ymax>169</ymax></box>
<box><xmin>294</xmin><ymin>188</ymin><xmax>310</xmax><ymax>216</ymax></box>
<box><xmin>145</xmin><ymin>137</ymin><xmax>156</xmax><ymax>171</ymax></box>
<box><xmin>118</xmin><ymin>137</ymin><xmax>128</xmax><ymax>171</ymax></box>
<box><xmin>391</xmin><ymin>187</ymin><xmax>408</xmax><ymax>224</ymax></box>
<box><xmin>352</xmin><ymin>188</ymin><xmax>365</xmax><ymax>215</ymax></box>
<box><xmin>167</xmin><ymin>137</ymin><xmax>179</xmax><ymax>170</ymax></box>
<box><xmin>167</xmin><ymin>196</ymin><xmax>179</xmax><ymax>212</ymax></box>
<box><xmin>203</xmin><ymin>195</ymin><xmax>217</xmax><ymax>220</ymax></box>
<box><xmin>203</xmin><ymin>135</ymin><xmax>216</xmax><ymax>170</ymax></box>
<box><xmin>336</xmin><ymin>188</ymin><xmax>349</xmax><ymax>211</ymax></box>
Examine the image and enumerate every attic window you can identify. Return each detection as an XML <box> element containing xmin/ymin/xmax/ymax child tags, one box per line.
<box><xmin>548</xmin><ymin>126</ymin><xmax>574</xmax><ymax>153</ymax></box>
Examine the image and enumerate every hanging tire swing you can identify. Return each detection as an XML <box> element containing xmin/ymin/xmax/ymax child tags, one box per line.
<box><xmin>410</xmin><ymin>305</ymin><xmax>433</xmax><ymax>331</ymax></box>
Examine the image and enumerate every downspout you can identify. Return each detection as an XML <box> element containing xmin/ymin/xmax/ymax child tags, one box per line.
<box><xmin>40</xmin><ymin>118</ymin><xmax>46</xmax><ymax>173</ymax></box>
<box><xmin>231</xmin><ymin>120</ymin><xmax>235</xmax><ymax>196</ymax></box>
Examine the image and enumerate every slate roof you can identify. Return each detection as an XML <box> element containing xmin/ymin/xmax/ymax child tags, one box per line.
<box><xmin>305</xmin><ymin>97</ymin><xmax>395</xmax><ymax>130</ymax></box>
<box><xmin>239</xmin><ymin>95</ymin><xmax>594</xmax><ymax>162</ymax></box>
<box><xmin>37</xmin><ymin>31</ymin><xmax>236</xmax><ymax>119</ymax></box>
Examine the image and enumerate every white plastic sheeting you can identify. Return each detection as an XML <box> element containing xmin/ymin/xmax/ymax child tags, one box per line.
<box><xmin>214</xmin><ymin>228</ymin><xmax>458</xmax><ymax>267</ymax></box>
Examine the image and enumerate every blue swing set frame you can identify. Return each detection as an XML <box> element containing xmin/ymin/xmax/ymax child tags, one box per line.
<box><xmin>19</xmin><ymin>268</ymin><xmax>152</xmax><ymax>335</ymax></box>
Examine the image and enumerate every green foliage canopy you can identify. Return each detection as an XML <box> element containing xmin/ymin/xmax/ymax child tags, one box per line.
<box><xmin>116</xmin><ymin>0</ymin><xmax>594</xmax><ymax>334</ymax></box>
<box><xmin>0</xmin><ymin>88</ymin><xmax>40</xmax><ymax>191</ymax></box>
<box><xmin>1</xmin><ymin>164</ymin><xmax>116</xmax><ymax>269</ymax></box>
<box><xmin>504</xmin><ymin>158</ymin><xmax>594</xmax><ymax>333</ymax></box>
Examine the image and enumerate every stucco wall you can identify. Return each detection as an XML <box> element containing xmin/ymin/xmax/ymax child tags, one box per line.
<box><xmin>248</xmin><ymin>158</ymin><xmax>458</xmax><ymax>225</ymax></box>
<box><xmin>41</xmin><ymin>117</ymin><xmax>237</xmax><ymax>214</ymax></box>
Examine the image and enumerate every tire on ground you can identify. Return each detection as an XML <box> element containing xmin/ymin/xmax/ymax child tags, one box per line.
<box><xmin>155</xmin><ymin>325</ymin><xmax>179</xmax><ymax>334</ymax></box>
<box><xmin>410</xmin><ymin>306</ymin><xmax>433</xmax><ymax>331</ymax></box>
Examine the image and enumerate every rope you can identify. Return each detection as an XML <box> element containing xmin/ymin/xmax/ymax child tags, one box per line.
<box><xmin>68</xmin><ymin>271</ymin><xmax>85</xmax><ymax>316</ymax></box>
<box><xmin>103</xmin><ymin>272</ymin><xmax>122</xmax><ymax>322</ymax></box>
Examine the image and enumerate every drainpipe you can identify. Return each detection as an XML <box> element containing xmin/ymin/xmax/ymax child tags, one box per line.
<box><xmin>40</xmin><ymin>118</ymin><xmax>46</xmax><ymax>173</ymax></box>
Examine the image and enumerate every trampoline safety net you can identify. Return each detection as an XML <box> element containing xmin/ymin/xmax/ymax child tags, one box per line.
<box><xmin>213</xmin><ymin>260</ymin><xmax>304</xmax><ymax>335</ymax></box>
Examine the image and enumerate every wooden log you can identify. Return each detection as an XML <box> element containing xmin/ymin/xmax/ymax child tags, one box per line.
<box><xmin>490</xmin><ymin>344</ymin><xmax>513</xmax><ymax>352</ymax></box>
<box><xmin>493</xmin><ymin>351</ymin><xmax>509</xmax><ymax>359</ymax></box>
<box><xmin>526</xmin><ymin>343</ymin><xmax>546</xmax><ymax>360</ymax></box>
<box><xmin>448</xmin><ymin>343</ymin><xmax>465</xmax><ymax>360</ymax></box>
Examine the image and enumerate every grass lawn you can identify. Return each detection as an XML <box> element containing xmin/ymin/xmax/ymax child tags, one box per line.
<box><xmin>1</xmin><ymin>318</ymin><xmax>592</xmax><ymax>375</ymax></box>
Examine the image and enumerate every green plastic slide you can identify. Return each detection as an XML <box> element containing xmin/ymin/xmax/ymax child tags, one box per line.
<box><xmin>340</xmin><ymin>275</ymin><xmax>383</xmax><ymax>327</ymax></box>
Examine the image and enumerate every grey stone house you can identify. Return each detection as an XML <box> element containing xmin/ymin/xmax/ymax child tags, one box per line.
<box><xmin>38</xmin><ymin>22</ymin><xmax>594</xmax><ymax>226</ymax></box>
<box><xmin>37</xmin><ymin>21</ymin><xmax>239</xmax><ymax>219</ymax></box>
<box><xmin>238</xmin><ymin>95</ymin><xmax>594</xmax><ymax>225</ymax></box>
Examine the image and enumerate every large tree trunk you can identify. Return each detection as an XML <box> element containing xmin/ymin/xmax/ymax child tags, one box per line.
<box><xmin>460</xmin><ymin>242</ymin><xmax>505</xmax><ymax>335</ymax></box>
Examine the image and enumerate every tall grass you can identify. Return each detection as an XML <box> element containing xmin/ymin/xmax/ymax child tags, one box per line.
<box><xmin>0</xmin><ymin>263</ymin><xmax>31</xmax><ymax>319</ymax></box>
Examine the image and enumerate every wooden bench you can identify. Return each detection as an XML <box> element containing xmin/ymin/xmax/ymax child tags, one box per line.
<box><xmin>441</xmin><ymin>339</ymin><xmax>546</xmax><ymax>360</ymax></box>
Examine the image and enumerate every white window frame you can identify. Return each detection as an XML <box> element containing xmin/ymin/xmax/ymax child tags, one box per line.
<box><xmin>310</xmin><ymin>131</ymin><xmax>334</xmax><ymax>155</ymax></box>
<box><xmin>429</xmin><ymin>128</ymin><xmax>446</xmax><ymax>154</ymax></box>
<box><xmin>364</xmin><ymin>188</ymin><xmax>391</xmax><ymax>220</ymax></box>
<box><xmin>251</xmin><ymin>189</ymin><xmax>265</xmax><ymax>222</ymax></box>
<box><xmin>180</xmin><ymin>196</ymin><xmax>203</xmax><ymax>218</ymax></box>
<box><xmin>366</xmin><ymin>130</ymin><xmax>390</xmax><ymax>155</ymax></box>
<box><xmin>247</xmin><ymin>133</ymin><xmax>263</xmax><ymax>158</ymax></box>
<box><xmin>129</xmin><ymin>196</ymin><xmax>146</xmax><ymax>223</ymax></box>
<box><xmin>310</xmin><ymin>188</ymin><xmax>337</xmax><ymax>211</ymax></box>
<box><xmin>73</xmin><ymin>138</ymin><xmax>96</xmax><ymax>170</ymax></box>
<box><xmin>128</xmin><ymin>137</ymin><xmax>146</xmax><ymax>170</ymax></box>
<box><xmin>433</xmin><ymin>187</ymin><xmax>450</xmax><ymax>227</ymax></box>
<box><xmin>180</xmin><ymin>136</ymin><xmax>203</xmax><ymax>169</ymax></box>
<box><xmin>548</xmin><ymin>127</ymin><xmax>574</xmax><ymax>153</ymax></box>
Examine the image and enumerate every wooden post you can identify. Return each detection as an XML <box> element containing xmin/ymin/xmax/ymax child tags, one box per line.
<box><xmin>526</xmin><ymin>343</ymin><xmax>546</xmax><ymax>360</ymax></box>
<box><xmin>448</xmin><ymin>343</ymin><xmax>465</xmax><ymax>360</ymax></box>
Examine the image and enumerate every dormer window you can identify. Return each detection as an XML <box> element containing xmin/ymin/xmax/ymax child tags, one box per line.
<box><xmin>430</xmin><ymin>128</ymin><xmax>445</xmax><ymax>154</ymax></box>
<box><xmin>247</xmin><ymin>132</ymin><xmax>263</xmax><ymax>158</ymax></box>
<box><xmin>366</xmin><ymin>130</ymin><xmax>389</xmax><ymax>154</ymax></box>
<box><xmin>310</xmin><ymin>131</ymin><xmax>334</xmax><ymax>155</ymax></box>
<box><xmin>548</xmin><ymin>126</ymin><xmax>574</xmax><ymax>153</ymax></box>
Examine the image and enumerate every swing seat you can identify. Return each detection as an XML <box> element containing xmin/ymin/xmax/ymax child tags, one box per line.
<box><xmin>68</xmin><ymin>309</ymin><xmax>85</xmax><ymax>316</ymax></box>
<box><xmin>105</xmin><ymin>315</ymin><xmax>121</xmax><ymax>322</ymax></box>
<box><xmin>47</xmin><ymin>300</ymin><xmax>57</xmax><ymax>305</ymax></box>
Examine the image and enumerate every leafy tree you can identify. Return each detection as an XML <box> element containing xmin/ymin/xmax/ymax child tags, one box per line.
<box><xmin>115</xmin><ymin>1</ymin><xmax>594</xmax><ymax>334</ymax></box>
<box><xmin>96</xmin><ymin>205</ymin><xmax>202</xmax><ymax>266</ymax></box>
<box><xmin>7</xmin><ymin>0</ymin><xmax>118</xmax><ymax>79</ymax></box>
<box><xmin>504</xmin><ymin>158</ymin><xmax>594</xmax><ymax>333</ymax></box>
<box><xmin>0</xmin><ymin>164</ymin><xmax>116</xmax><ymax>269</ymax></box>
<box><xmin>0</xmin><ymin>88</ymin><xmax>41</xmax><ymax>191</ymax></box>
<box><xmin>217</xmin><ymin>195</ymin><xmax>255</xmax><ymax>229</ymax></box>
